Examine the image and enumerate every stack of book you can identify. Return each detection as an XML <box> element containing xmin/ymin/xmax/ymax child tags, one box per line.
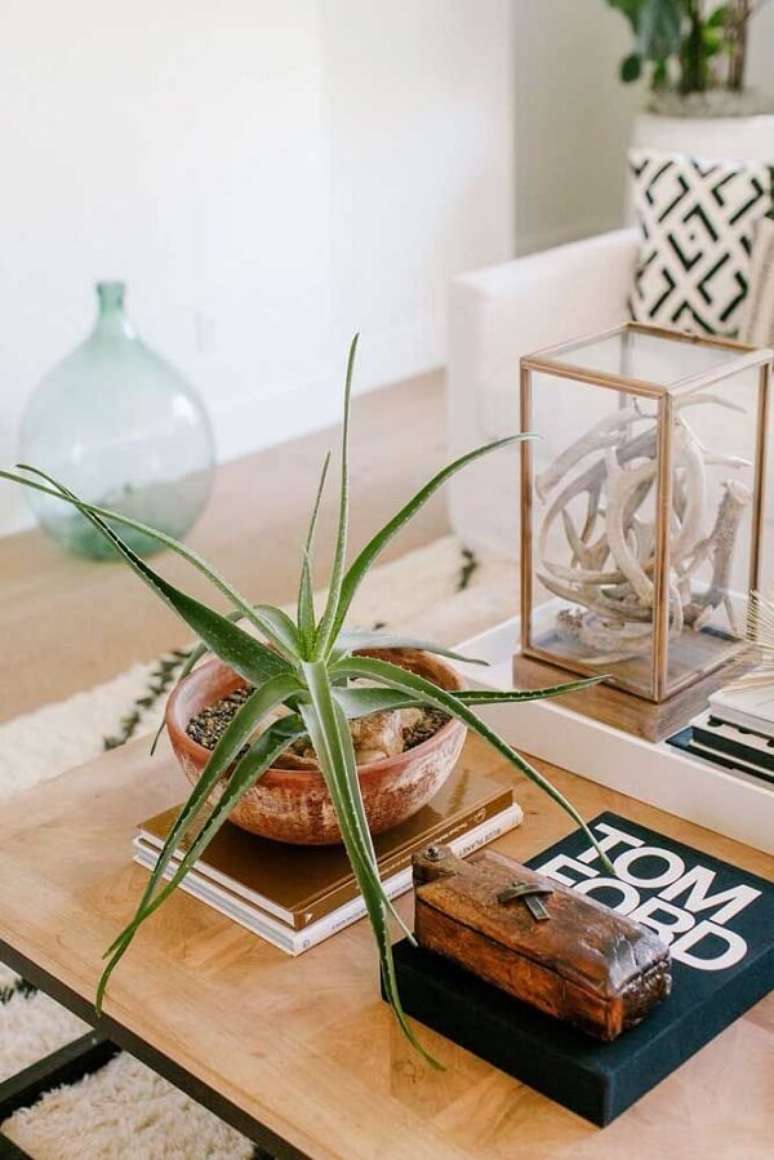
<box><xmin>668</xmin><ymin>679</ymin><xmax>774</xmax><ymax>788</ymax></box>
<box><xmin>133</xmin><ymin>766</ymin><xmax>520</xmax><ymax>954</ymax></box>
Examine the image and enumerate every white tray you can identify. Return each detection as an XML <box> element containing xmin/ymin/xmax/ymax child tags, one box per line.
<box><xmin>454</xmin><ymin>618</ymin><xmax>774</xmax><ymax>855</ymax></box>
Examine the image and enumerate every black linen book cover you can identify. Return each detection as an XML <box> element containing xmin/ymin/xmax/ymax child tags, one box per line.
<box><xmin>386</xmin><ymin>811</ymin><xmax>773</xmax><ymax>1125</ymax></box>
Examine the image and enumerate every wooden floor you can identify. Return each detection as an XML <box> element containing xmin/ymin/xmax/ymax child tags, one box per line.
<box><xmin>0</xmin><ymin>371</ymin><xmax>448</xmax><ymax>723</ymax></box>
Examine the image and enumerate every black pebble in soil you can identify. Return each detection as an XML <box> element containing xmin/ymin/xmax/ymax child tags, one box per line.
<box><xmin>186</xmin><ymin>685</ymin><xmax>254</xmax><ymax>750</ymax></box>
<box><xmin>186</xmin><ymin>687</ymin><xmax>449</xmax><ymax>754</ymax></box>
<box><xmin>402</xmin><ymin>707</ymin><xmax>449</xmax><ymax>748</ymax></box>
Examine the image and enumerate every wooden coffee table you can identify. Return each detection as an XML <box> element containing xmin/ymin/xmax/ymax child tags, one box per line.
<box><xmin>0</xmin><ymin>732</ymin><xmax>772</xmax><ymax>1159</ymax></box>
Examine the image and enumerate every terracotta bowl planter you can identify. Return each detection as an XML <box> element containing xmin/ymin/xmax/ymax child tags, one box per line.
<box><xmin>165</xmin><ymin>648</ymin><xmax>466</xmax><ymax>845</ymax></box>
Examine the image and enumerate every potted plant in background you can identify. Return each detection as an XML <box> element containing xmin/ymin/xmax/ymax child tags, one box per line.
<box><xmin>1</xmin><ymin>336</ymin><xmax>611</xmax><ymax>1064</ymax></box>
<box><xmin>605</xmin><ymin>0</ymin><xmax>774</xmax><ymax>162</ymax></box>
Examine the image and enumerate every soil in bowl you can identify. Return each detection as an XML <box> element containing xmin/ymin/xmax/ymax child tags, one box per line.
<box><xmin>185</xmin><ymin>684</ymin><xmax>449</xmax><ymax>766</ymax></box>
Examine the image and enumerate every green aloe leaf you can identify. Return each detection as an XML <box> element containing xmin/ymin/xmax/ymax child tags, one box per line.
<box><xmin>334</xmin><ymin>630</ymin><xmax>487</xmax><ymax>666</ymax></box>
<box><xmin>98</xmin><ymin>684</ymin><xmax>303</xmax><ymax>1009</ymax></box>
<box><xmin>247</xmin><ymin>605</ymin><xmax>302</xmax><ymax>659</ymax></box>
<box><xmin>333</xmin><ymin>655</ymin><xmax>615</xmax><ymax>874</ymax></box>
<box><xmin>297</xmin><ymin>452</ymin><xmax>331</xmax><ymax>652</ymax></box>
<box><xmin>18</xmin><ymin>466</ymin><xmax>297</xmax><ymax>691</ymax></box>
<box><xmin>14</xmin><ymin>467</ymin><xmax>292</xmax><ymax>689</ymax></box>
<box><xmin>175</xmin><ymin>605</ymin><xmax>300</xmax><ymax>687</ymax></box>
<box><xmin>149</xmin><ymin>602</ymin><xmax>299</xmax><ymax>755</ymax></box>
<box><xmin>298</xmin><ymin>685</ymin><xmax>436</xmax><ymax>1066</ymax></box>
<box><xmin>333</xmin><ymin>674</ymin><xmax>605</xmax><ymax>720</ymax></box>
<box><xmin>326</xmin><ymin>435</ymin><xmax>531</xmax><ymax>649</ymax></box>
<box><xmin>6</xmin><ymin>466</ymin><xmax>297</xmax><ymax>661</ymax></box>
<box><xmin>302</xmin><ymin>661</ymin><xmax>412</xmax><ymax>941</ymax></box>
<box><xmin>105</xmin><ymin>671</ymin><xmax>301</xmax><ymax>950</ymax></box>
<box><xmin>297</xmin><ymin>553</ymin><xmax>315</xmax><ymax>652</ymax></box>
<box><xmin>453</xmin><ymin>675</ymin><xmax>606</xmax><ymax>703</ymax></box>
<box><xmin>313</xmin><ymin>336</ymin><xmax>358</xmax><ymax>657</ymax></box>
<box><xmin>154</xmin><ymin>608</ymin><xmax>251</xmax><ymax>748</ymax></box>
<box><xmin>333</xmin><ymin>686</ymin><xmax>419</xmax><ymax>717</ymax></box>
<box><xmin>302</xmin><ymin>660</ymin><xmax>376</xmax><ymax>858</ymax></box>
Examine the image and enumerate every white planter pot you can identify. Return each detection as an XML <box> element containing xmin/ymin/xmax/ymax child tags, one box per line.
<box><xmin>632</xmin><ymin>111</ymin><xmax>774</xmax><ymax>163</ymax></box>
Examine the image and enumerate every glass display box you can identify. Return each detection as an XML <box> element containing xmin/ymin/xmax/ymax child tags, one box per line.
<box><xmin>517</xmin><ymin>323</ymin><xmax>772</xmax><ymax>731</ymax></box>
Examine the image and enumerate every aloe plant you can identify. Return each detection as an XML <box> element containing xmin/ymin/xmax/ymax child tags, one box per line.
<box><xmin>2</xmin><ymin>336</ymin><xmax>612</xmax><ymax>1064</ymax></box>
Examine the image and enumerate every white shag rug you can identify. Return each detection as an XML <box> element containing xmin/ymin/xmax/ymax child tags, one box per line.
<box><xmin>5</xmin><ymin>1053</ymin><xmax>254</xmax><ymax>1160</ymax></box>
<box><xmin>0</xmin><ymin>535</ymin><xmax>512</xmax><ymax>1158</ymax></box>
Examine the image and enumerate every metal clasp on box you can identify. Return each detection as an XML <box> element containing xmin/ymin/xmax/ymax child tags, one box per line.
<box><xmin>497</xmin><ymin>880</ymin><xmax>553</xmax><ymax>921</ymax></box>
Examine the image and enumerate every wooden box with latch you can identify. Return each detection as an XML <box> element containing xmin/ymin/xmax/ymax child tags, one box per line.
<box><xmin>413</xmin><ymin>844</ymin><xmax>672</xmax><ymax>1041</ymax></box>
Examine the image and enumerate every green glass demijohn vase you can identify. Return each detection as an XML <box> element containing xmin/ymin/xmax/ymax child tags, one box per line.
<box><xmin>18</xmin><ymin>282</ymin><xmax>215</xmax><ymax>559</ymax></box>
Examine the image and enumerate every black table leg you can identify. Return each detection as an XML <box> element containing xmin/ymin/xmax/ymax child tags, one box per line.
<box><xmin>0</xmin><ymin>1031</ymin><xmax>119</xmax><ymax>1123</ymax></box>
<box><xmin>0</xmin><ymin>942</ymin><xmax>297</xmax><ymax>1158</ymax></box>
<box><xmin>0</xmin><ymin>1031</ymin><xmax>118</xmax><ymax>1160</ymax></box>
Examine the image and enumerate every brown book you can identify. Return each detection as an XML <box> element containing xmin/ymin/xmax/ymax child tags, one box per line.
<box><xmin>137</xmin><ymin>766</ymin><xmax>515</xmax><ymax>931</ymax></box>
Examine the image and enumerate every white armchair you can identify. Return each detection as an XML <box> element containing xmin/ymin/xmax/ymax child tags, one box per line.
<box><xmin>447</xmin><ymin>228</ymin><xmax>638</xmax><ymax>559</ymax></box>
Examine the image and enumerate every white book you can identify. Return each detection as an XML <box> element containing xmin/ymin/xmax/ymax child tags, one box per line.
<box><xmin>132</xmin><ymin>804</ymin><xmax>522</xmax><ymax>955</ymax></box>
<box><xmin>708</xmin><ymin>679</ymin><xmax>774</xmax><ymax>736</ymax></box>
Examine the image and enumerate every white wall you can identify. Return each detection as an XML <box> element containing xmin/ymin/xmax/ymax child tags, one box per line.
<box><xmin>514</xmin><ymin>0</ymin><xmax>644</xmax><ymax>255</ymax></box>
<box><xmin>0</xmin><ymin>0</ymin><xmax>515</xmax><ymax>535</ymax></box>
<box><xmin>746</xmin><ymin>1</ymin><xmax>774</xmax><ymax>94</ymax></box>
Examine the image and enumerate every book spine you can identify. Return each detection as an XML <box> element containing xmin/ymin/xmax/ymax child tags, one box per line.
<box><xmin>693</xmin><ymin>724</ymin><xmax>774</xmax><ymax>774</ymax></box>
<box><xmin>296</xmin><ymin>791</ymin><xmax>514</xmax><ymax>928</ymax></box>
<box><xmin>133</xmin><ymin>807</ymin><xmax>521</xmax><ymax>956</ymax></box>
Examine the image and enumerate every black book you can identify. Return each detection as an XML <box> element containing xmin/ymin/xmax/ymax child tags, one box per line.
<box><xmin>386</xmin><ymin>811</ymin><xmax>773</xmax><ymax>1125</ymax></box>
<box><xmin>691</xmin><ymin>711</ymin><xmax>774</xmax><ymax>778</ymax></box>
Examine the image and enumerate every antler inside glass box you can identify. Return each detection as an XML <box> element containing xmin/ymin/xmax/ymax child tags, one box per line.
<box><xmin>516</xmin><ymin>323</ymin><xmax>773</xmax><ymax>741</ymax></box>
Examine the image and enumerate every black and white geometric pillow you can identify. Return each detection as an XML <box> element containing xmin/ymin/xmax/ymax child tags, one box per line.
<box><xmin>628</xmin><ymin>148</ymin><xmax>774</xmax><ymax>336</ymax></box>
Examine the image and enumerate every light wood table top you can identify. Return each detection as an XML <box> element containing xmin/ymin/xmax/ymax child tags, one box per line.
<box><xmin>0</xmin><ymin>731</ymin><xmax>771</xmax><ymax>1160</ymax></box>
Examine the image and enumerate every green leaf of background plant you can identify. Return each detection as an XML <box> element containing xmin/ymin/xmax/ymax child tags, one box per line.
<box><xmin>606</xmin><ymin>0</ymin><xmax>646</xmax><ymax>32</ymax></box>
<box><xmin>701</xmin><ymin>25</ymin><xmax>723</xmax><ymax>54</ymax></box>
<box><xmin>620</xmin><ymin>51</ymin><xmax>643</xmax><ymax>81</ymax></box>
<box><xmin>707</xmin><ymin>4</ymin><xmax>730</xmax><ymax>29</ymax></box>
<box><xmin>637</xmin><ymin>0</ymin><xmax>682</xmax><ymax>61</ymax></box>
